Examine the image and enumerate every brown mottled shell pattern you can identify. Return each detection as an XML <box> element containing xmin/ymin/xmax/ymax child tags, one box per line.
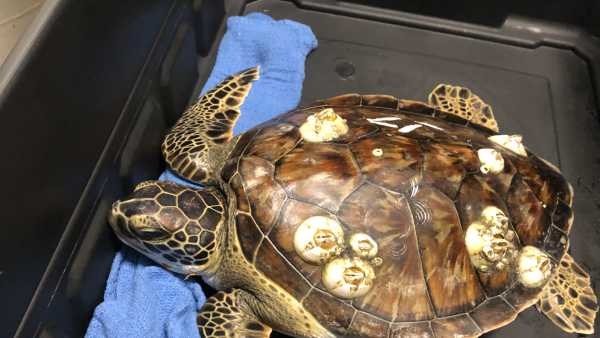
<box><xmin>222</xmin><ymin>94</ymin><xmax>573</xmax><ymax>337</ymax></box>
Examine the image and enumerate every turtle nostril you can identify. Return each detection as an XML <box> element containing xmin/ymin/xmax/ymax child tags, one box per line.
<box><xmin>113</xmin><ymin>215</ymin><xmax>129</xmax><ymax>235</ymax></box>
<box><xmin>110</xmin><ymin>201</ymin><xmax>121</xmax><ymax>215</ymax></box>
<box><xmin>108</xmin><ymin>208</ymin><xmax>122</xmax><ymax>229</ymax></box>
<box><xmin>108</xmin><ymin>203</ymin><xmax>123</xmax><ymax>226</ymax></box>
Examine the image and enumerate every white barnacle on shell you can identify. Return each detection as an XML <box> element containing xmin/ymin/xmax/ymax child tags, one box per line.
<box><xmin>477</xmin><ymin>148</ymin><xmax>504</xmax><ymax>174</ymax></box>
<box><xmin>293</xmin><ymin>216</ymin><xmax>345</xmax><ymax>265</ymax></box>
<box><xmin>517</xmin><ymin>246</ymin><xmax>553</xmax><ymax>288</ymax></box>
<box><xmin>465</xmin><ymin>222</ymin><xmax>491</xmax><ymax>257</ymax></box>
<box><xmin>349</xmin><ymin>233</ymin><xmax>379</xmax><ymax>259</ymax></box>
<box><xmin>300</xmin><ymin>108</ymin><xmax>349</xmax><ymax>142</ymax></box>
<box><xmin>322</xmin><ymin>257</ymin><xmax>375</xmax><ymax>299</ymax></box>
<box><xmin>465</xmin><ymin>220</ymin><xmax>515</xmax><ymax>272</ymax></box>
<box><xmin>372</xmin><ymin>148</ymin><xmax>383</xmax><ymax>157</ymax></box>
<box><xmin>488</xmin><ymin>134</ymin><xmax>527</xmax><ymax>157</ymax></box>
<box><xmin>480</xmin><ymin>206</ymin><xmax>509</xmax><ymax>235</ymax></box>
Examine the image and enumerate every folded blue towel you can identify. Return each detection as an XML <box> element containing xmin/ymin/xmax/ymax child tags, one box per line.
<box><xmin>85</xmin><ymin>247</ymin><xmax>206</xmax><ymax>338</ymax></box>
<box><xmin>86</xmin><ymin>12</ymin><xmax>317</xmax><ymax>338</ymax></box>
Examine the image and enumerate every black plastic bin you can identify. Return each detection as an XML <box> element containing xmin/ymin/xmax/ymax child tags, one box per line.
<box><xmin>1</xmin><ymin>1</ymin><xmax>600</xmax><ymax>337</ymax></box>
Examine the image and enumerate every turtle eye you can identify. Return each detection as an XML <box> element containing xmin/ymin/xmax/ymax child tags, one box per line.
<box><xmin>132</xmin><ymin>226</ymin><xmax>170</xmax><ymax>241</ymax></box>
<box><xmin>128</xmin><ymin>215</ymin><xmax>170</xmax><ymax>241</ymax></box>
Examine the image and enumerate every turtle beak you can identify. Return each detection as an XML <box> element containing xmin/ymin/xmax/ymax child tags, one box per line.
<box><xmin>108</xmin><ymin>201</ymin><xmax>133</xmax><ymax>238</ymax></box>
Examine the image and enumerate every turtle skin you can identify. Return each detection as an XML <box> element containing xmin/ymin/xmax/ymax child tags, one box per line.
<box><xmin>220</xmin><ymin>94</ymin><xmax>573</xmax><ymax>337</ymax></box>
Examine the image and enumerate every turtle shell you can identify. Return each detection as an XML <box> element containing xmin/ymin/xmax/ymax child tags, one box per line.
<box><xmin>220</xmin><ymin>94</ymin><xmax>574</xmax><ymax>337</ymax></box>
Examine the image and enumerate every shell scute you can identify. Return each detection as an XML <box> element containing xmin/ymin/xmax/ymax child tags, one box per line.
<box><xmin>254</xmin><ymin>239</ymin><xmax>312</xmax><ymax>299</ymax></box>
<box><xmin>230</xmin><ymin>127</ymin><xmax>261</xmax><ymax>159</ymax></box>
<box><xmin>544</xmin><ymin>226</ymin><xmax>569</xmax><ymax>261</ymax></box>
<box><xmin>245</xmin><ymin>123</ymin><xmax>300</xmax><ymax>162</ymax></box>
<box><xmin>503</xmin><ymin>281</ymin><xmax>542</xmax><ymax>309</ymax></box>
<box><xmin>230</xmin><ymin>174</ymin><xmax>250</xmax><ymax>213</ymax></box>
<box><xmin>331</xmin><ymin>109</ymin><xmax>379</xmax><ymax>144</ymax></box>
<box><xmin>301</xmin><ymin>289</ymin><xmax>355</xmax><ymax>335</ymax></box>
<box><xmin>389</xmin><ymin>322</ymin><xmax>435</xmax><ymax>338</ymax></box>
<box><xmin>552</xmin><ymin>200</ymin><xmax>574</xmax><ymax>233</ymax></box>
<box><xmin>431</xmin><ymin>314</ymin><xmax>482</xmax><ymax>337</ymax></box>
<box><xmin>278</xmin><ymin>109</ymin><xmax>311</xmax><ymax>127</ymax></box>
<box><xmin>348</xmin><ymin>312</ymin><xmax>390</xmax><ymax>337</ymax></box>
<box><xmin>506</xmin><ymin>175</ymin><xmax>551</xmax><ymax>247</ymax></box>
<box><xmin>238</xmin><ymin>156</ymin><xmax>286</xmax><ymax>232</ymax></box>
<box><xmin>362</xmin><ymin>94</ymin><xmax>399</xmax><ymax>109</ymax></box>
<box><xmin>236</xmin><ymin>213</ymin><xmax>262</xmax><ymax>263</ymax></box>
<box><xmin>338</xmin><ymin>183</ymin><xmax>434</xmax><ymax>321</ymax></box>
<box><xmin>275</xmin><ymin>142</ymin><xmax>361</xmax><ymax>211</ymax></box>
<box><xmin>312</xmin><ymin>93</ymin><xmax>363</xmax><ymax>107</ymax></box>
<box><xmin>350</xmin><ymin>132</ymin><xmax>422</xmax><ymax>193</ymax></box>
<box><xmin>421</xmin><ymin>142</ymin><xmax>479</xmax><ymax>198</ymax></box>
<box><xmin>470</xmin><ymin>297</ymin><xmax>517</xmax><ymax>332</ymax></box>
<box><xmin>511</xmin><ymin>154</ymin><xmax>572</xmax><ymax>210</ymax></box>
<box><xmin>413</xmin><ymin>185</ymin><xmax>486</xmax><ymax>316</ymax></box>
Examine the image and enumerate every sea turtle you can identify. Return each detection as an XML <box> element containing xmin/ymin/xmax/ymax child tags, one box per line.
<box><xmin>109</xmin><ymin>67</ymin><xmax>598</xmax><ymax>338</ymax></box>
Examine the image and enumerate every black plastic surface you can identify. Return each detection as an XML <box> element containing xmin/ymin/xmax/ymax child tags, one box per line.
<box><xmin>347</xmin><ymin>0</ymin><xmax>600</xmax><ymax>36</ymax></box>
<box><xmin>2</xmin><ymin>0</ymin><xmax>600</xmax><ymax>337</ymax></box>
<box><xmin>0</xmin><ymin>0</ymin><xmax>199</xmax><ymax>337</ymax></box>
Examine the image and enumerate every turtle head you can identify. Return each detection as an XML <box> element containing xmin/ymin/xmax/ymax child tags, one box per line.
<box><xmin>108</xmin><ymin>180</ymin><xmax>226</xmax><ymax>277</ymax></box>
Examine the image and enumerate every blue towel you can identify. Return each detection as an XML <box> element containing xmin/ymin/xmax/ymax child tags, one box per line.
<box><xmin>86</xmin><ymin>12</ymin><xmax>317</xmax><ymax>338</ymax></box>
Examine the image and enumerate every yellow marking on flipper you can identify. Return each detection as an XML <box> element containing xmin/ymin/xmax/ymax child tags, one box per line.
<box><xmin>538</xmin><ymin>253</ymin><xmax>598</xmax><ymax>334</ymax></box>
<box><xmin>162</xmin><ymin>67</ymin><xmax>260</xmax><ymax>184</ymax></box>
<box><xmin>428</xmin><ymin>84</ymin><xmax>499</xmax><ymax>132</ymax></box>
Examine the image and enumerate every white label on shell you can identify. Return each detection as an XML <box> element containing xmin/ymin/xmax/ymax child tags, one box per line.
<box><xmin>398</xmin><ymin>124</ymin><xmax>423</xmax><ymax>133</ymax></box>
<box><xmin>418</xmin><ymin>121</ymin><xmax>444</xmax><ymax>131</ymax></box>
<box><xmin>367</xmin><ymin>118</ymin><xmax>399</xmax><ymax>128</ymax></box>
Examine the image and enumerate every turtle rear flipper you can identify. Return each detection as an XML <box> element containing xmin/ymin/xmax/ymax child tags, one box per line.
<box><xmin>538</xmin><ymin>253</ymin><xmax>598</xmax><ymax>334</ymax></box>
<box><xmin>428</xmin><ymin>84</ymin><xmax>499</xmax><ymax>133</ymax></box>
<box><xmin>162</xmin><ymin>67</ymin><xmax>259</xmax><ymax>184</ymax></box>
<box><xmin>197</xmin><ymin>289</ymin><xmax>272</xmax><ymax>338</ymax></box>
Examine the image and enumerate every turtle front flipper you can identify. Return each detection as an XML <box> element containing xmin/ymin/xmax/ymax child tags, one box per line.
<box><xmin>198</xmin><ymin>289</ymin><xmax>272</xmax><ymax>338</ymax></box>
<box><xmin>538</xmin><ymin>253</ymin><xmax>598</xmax><ymax>334</ymax></box>
<box><xmin>162</xmin><ymin>67</ymin><xmax>260</xmax><ymax>184</ymax></box>
<box><xmin>428</xmin><ymin>84</ymin><xmax>499</xmax><ymax>133</ymax></box>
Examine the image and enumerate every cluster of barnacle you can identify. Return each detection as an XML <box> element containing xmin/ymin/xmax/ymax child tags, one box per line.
<box><xmin>465</xmin><ymin>206</ymin><xmax>517</xmax><ymax>273</ymax></box>
<box><xmin>299</xmin><ymin>108</ymin><xmax>349</xmax><ymax>143</ymax></box>
<box><xmin>474</xmin><ymin>136</ymin><xmax>555</xmax><ymax>287</ymax></box>
<box><xmin>293</xmin><ymin>216</ymin><xmax>382</xmax><ymax>299</ymax></box>
<box><xmin>465</xmin><ymin>206</ymin><xmax>554</xmax><ymax>288</ymax></box>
